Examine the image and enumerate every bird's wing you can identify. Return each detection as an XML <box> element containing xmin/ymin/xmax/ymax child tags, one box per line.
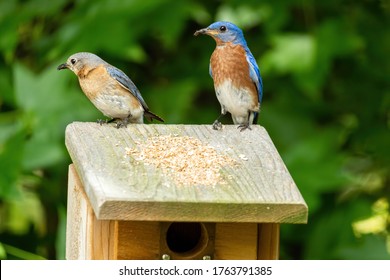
<box><xmin>245</xmin><ymin>50</ymin><xmax>263</xmax><ymax>103</ymax></box>
<box><xmin>106</xmin><ymin>65</ymin><xmax>149</xmax><ymax>110</ymax></box>
<box><xmin>209</xmin><ymin>63</ymin><xmax>213</xmax><ymax>78</ymax></box>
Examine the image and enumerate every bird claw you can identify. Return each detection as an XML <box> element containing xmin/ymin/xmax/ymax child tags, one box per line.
<box><xmin>97</xmin><ymin>119</ymin><xmax>109</xmax><ymax>125</ymax></box>
<box><xmin>212</xmin><ymin>120</ymin><xmax>223</xmax><ymax>130</ymax></box>
<box><xmin>115</xmin><ymin>115</ymin><xmax>132</xmax><ymax>129</ymax></box>
<box><xmin>97</xmin><ymin>119</ymin><xmax>116</xmax><ymax>126</ymax></box>
<box><xmin>115</xmin><ymin>120</ymin><xmax>127</xmax><ymax>129</ymax></box>
<box><xmin>237</xmin><ymin>124</ymin><xmax>251</xmax><ymax>132</ymax></box>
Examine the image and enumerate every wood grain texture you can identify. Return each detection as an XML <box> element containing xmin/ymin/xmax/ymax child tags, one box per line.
<box><xmin>65</xmin><ymin>122</ymin><xmax>308</xmax><ymax>223</ymax></box>
<box><xmin>66</xmin><ymin>164</ymin><xmax>94</xmax><ymax>259</ymax></box>
<box><xmin>90</xmin><ymin>219</ymin><xmax>117</xmax><ymax>259</ymax></box>
<box><xmin>116</xmin><ymin>221</ymin><xmax>160</xmax><ymax>260</ymax></box>
<box><xmin>214</xmin><ymin>223</ymin><xmax>258</xmax><ymax>260</ymax></box>
<box><xmin>257</xmin><ymin>223</ymin><xmax>280</xmax><ymax>260</ymax></box>
<box><xmin>67</xmin><ymin>164</ymin><xmax>118</xmax><ymax>259</ymax></box>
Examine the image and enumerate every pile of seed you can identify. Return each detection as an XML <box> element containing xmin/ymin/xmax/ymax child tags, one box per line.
<box><xmin>125</xmin><ymin>135</ymin><xmax>237</xmax><ymax>186</ymax></box>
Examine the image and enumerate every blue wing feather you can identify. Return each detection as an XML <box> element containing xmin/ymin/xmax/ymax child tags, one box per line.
<box><xmin>244</xmin><ymin>48</ymin><xmax>263</xmax><ymax>103</ymax></box>
<box><xmin>106</xmin><ymin>65</ymin><xmax>149</xmax><ymax>110</ymax></box>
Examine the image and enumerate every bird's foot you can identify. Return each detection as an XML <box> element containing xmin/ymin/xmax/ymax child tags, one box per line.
<box><xmin>212</xmin><ymin>120</ymin><xmax>223</xmax><ymax>130</ymax></box>
<box><xmin>97</xmin><ymin>119</ymin><xmax>104</xmax><ymax>126</ymax></box>
<box><xmin>115</xmin><ymin>116</ymin><xmax>132</xmax><ymax>129</ymax></box>
<box><xmin>237</xmin><ymin>124</ymin><xmax>251</xmax><ymax>132</ymax></box>
<box><xmin>115</xmin><ymin>120</ymin><xmax>127</xmax><ymax>129</ymax></box>
<box><xmin>97</xmin><ymin>119</ymin><xmax>109</xmax><ymax>125</ymax></box>
<box><xmin>97</xmin><ymin>119</ymin><xmax>115</xmax><ymax>126</ymax></box>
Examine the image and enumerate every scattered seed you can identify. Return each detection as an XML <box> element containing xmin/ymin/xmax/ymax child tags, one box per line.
<box><xmin>125</xmin><ymin>135</ymin><xmax>237</xmax><ymax>186</ymax></box>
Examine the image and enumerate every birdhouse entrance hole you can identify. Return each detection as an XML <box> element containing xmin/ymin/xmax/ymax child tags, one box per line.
<box><xmin>160</xmin><ymin>222</ymin><xmax>216</xmax><ymax>260</ymax></box>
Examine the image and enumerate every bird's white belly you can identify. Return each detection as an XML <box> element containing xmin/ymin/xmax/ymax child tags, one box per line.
<box><xmin>215</xmin><ymin>79</ymin><xmax>253</xmax><ymax>117</ymax></box>
<box><xmin>80</xmin><ymin>78</ymin><xmax>144</xmax><ymax>123</ymax></box>
<box><xmin>93</xmin><ymin>93</ymin><xmax>143</xmax><ymax>120</ymax></box>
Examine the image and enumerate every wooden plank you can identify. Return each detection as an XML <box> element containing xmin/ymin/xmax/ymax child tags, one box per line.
<box><xmin>66</xmin><ymin>164</ymin><xmax>93</xmax><ymax>259</ymax></box>
<box><xmin>67</xmin><ymin>164</ymin><xmax>118</xmax><ymax>259</ymax></box>
<box><xmin>257</xmin><ymin>223</ymin><xmax>280</xmax><ymax>260</ymax></box>
<box><xmin>214</xmin><ymin>223</ymin><xmax>258</xmax><ymax>260</ymax></box>
<box><xmin>116</xmin><ymin>221</ymin><xmax>160</xmax><ymax>260</ymax></box>
<box><xmin>65</xmin><ymin>123</ymin><xmax>308</xmax><ymax>223</ymax></box>
<box><xmin>90</xmin><ymin>219</ymin><xmax>117</xmax><ymax>259</ymax></box>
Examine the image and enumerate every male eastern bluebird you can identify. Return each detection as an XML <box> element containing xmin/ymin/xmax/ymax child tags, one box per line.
<box><xmin>194</xmin><ymin>21</ymin><xmax>263</xmax><ymax>131</ymax></box>
<box><xmin>57</xmin><ymin>52</ymin><xmax>163</xmax><ymax>127</ymax></box>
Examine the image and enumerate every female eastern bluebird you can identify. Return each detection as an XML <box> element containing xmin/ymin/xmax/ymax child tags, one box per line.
<box><xmin>194</xmin><ymin>21</ymin><xmax>263</xmax><ymax>131</ymax></box>
<box><xmin>57</xmin><ymin>52</ymin><xmax>163</xmax><ymax>127</ymax></box>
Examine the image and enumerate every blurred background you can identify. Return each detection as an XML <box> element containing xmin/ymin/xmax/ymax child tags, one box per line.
<box><xmin>0</xmin><ymin>0</ymin><xmax>389</xmax><ymax>260</ymax></box>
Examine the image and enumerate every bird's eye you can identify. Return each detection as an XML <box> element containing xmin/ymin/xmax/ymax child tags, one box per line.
<box><xmin>219</xmin><ymin>26</ymin><xmax>227</xmax><ymax>32</ymax></box>
<box><xmin>70</xmin><ymin>58</ymin><xmax>77</xmax><ymax>65</ymax></box>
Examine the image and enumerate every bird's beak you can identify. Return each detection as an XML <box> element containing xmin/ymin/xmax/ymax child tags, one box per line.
<box><xmin>57</xmin><ymin>63</ymin><xmax>68</xmax><ymax>70</ymax></box>
<box><xmin>194</xmin><ymin>28</ymin><xmax>214</xmax><ymax>36</ymax></box>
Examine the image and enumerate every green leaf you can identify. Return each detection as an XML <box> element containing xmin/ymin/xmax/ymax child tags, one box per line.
<box><xmin>305</xmin><ymin>199</ymin><xmax>372</xmax><ymax>259</ymax></box>
<box><xmin>0</xmin><ymin>125</ymin><xmax>25</xmax><ymax>199</ymax></box>
<box><xmin>282</xmin><ymin>128</ymin><xmax>350</xmax><ymax>212</ymax></box>
<box><xmin>5</xmin><ymin>192</ymin><xmax>45</xmax><ymax>236</ymax></box>
<box><xmin>13</xmin><ymin>62</ymin><xmax>99</xmax><ymax>169</ymax></box>
<box><xmin>216</xmin><ymin>4</ymin><xmax>264</xmax><ymax>28</ymax></box>
<box><xmin>337</xmin><ymin>235</ymin><xmax>390</xmax><ymax>260</ymax></box>
<box><xmin>2</xmin><ymin>244</ymin><xmax>46</xmax><ymax>260</ymax></box>
<box><xmin>0</xmin><ymin>242</ymin><xmax>6</xmax><ymax>259</ymax></box>
<box><xmin>56</xmin><ymin>205</ymin><xmax>67</xmax><ymax>260</ymax></box>
<box><xmin>261</xmin><ymin>33</ymin><xmax>316</xmax><ymax>75</ymax></box>
<box><xmin>145</xmin><ymin>79</ymin><xmax>199</xmax><ymax>123</ymax></box>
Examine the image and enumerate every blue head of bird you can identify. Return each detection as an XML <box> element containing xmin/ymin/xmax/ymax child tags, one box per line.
<box><xmin>194</xmin><ymin>21</ymin><xmax>247</xmax><ymax>46</ymax></box>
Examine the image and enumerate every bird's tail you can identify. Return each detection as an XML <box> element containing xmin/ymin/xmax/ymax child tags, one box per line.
<box><xmin>144</xmin><ymin>110</ymin><xmax>164</xmax><ymax>123</ymax></box>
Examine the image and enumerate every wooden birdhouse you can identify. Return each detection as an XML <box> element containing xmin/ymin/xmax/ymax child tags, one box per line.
<box><xmin>65</xmin><ymin>122</ymin><xmax>307</xmax><ymax>260</ymax></box>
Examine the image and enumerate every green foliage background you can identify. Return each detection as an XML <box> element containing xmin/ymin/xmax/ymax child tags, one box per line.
<box><xmin>0</xmin><ymin>0</ymin><xmax>389</xmax><ymax>259</ymax></box>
